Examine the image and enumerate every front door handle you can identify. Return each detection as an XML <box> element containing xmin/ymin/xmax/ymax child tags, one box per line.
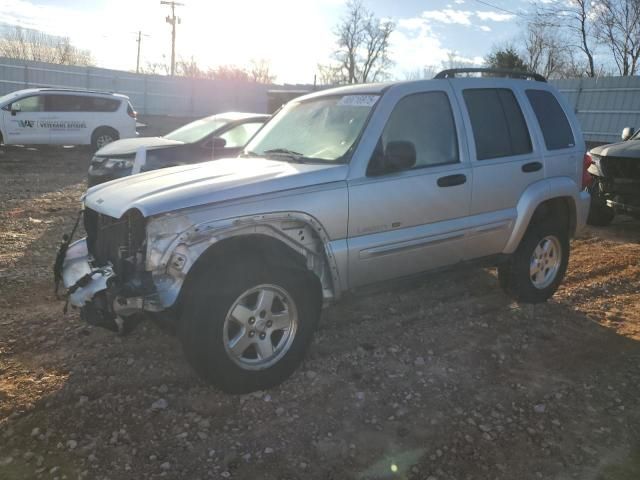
<box><xmin>437</xmin><ymin>174</ymin><xmax>467</xmax><ymax>187</ymax></box>
<box><xmin>522</xmin><ymin>161</ymin><xmax>543</xmax><ymax>173</ymax></box>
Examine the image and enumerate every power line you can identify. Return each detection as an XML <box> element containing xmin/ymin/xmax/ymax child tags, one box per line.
<box><xmin>472</xmin><ymin>0</ymin><xmax>524</xmax><ymax>17</ymax></box>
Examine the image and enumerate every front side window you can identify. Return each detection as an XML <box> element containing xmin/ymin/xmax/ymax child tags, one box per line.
<box><xmin>526</xmin><ymin>89</ymin><xmax>575</xmax><ymax>150</ymax></box>
<box><xmin>245</xmin><ymin>94</ymin><xmax>378</xmax><ymax>162</ymax></box>
<box><xmin>12</xmin><ymin>95</ymin><xmax>43</xmax><ymax>112</ymax></box>
<box><xmin>463</xmin><ymin>88</ymin><xmax>532</xmax><ymax>160</ymax></box>
<box><xmin>371</xmin><ymin>91</ymin><xmax>459</xmax><ymax>173</ymax></box>
<box><xmin>219</xmin><ymin>122</ymin><xmax>264</xmax><ymax>148</ymax></box>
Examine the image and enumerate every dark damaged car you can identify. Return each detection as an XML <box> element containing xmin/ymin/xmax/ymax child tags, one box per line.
<box><xmin>586</xmin><ymin>126</ymin><xmax>640</xmax><ymax>225</ymax></box>
<box><xmin>87</xmin><ymin>112</ymin><xmax>269</xmax><ymax>186</ymax></box>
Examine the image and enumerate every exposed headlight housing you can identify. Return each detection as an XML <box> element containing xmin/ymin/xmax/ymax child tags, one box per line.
<box><xmin>103</xmin><ymin>158</ymin><xmax>134</xmax><ymax>169</ymax></box>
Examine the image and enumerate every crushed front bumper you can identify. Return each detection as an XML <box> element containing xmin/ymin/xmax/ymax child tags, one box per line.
<box><xmin>61</xmin><ymin>238</ymin><xmax>115</xmax><ymax>308</ymax></box>
<box><xmin>60</xmin><ymin>237</ymin><xmax>162</xmax><ymax>333</ymax></box>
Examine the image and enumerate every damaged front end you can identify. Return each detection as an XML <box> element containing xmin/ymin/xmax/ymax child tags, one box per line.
<box><xmin>589</xmin><ymin>154</ymin><xmax>640</xmax><ymax>216</ymax></box>
<box><xmin>58</xmin><ymin>208</ymin><xmax>161</xmax><ymax>334</ymax></box>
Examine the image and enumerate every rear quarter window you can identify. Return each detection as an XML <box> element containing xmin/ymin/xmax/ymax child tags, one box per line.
<box><xmin>525</xmin><ymin>89</ymin><xmax>575</xmax><ymax>150</ymax></box>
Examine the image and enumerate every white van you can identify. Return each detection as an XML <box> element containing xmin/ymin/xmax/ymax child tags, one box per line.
<box><xmin>0</xmin><ymin>88</ymin><xmax>137</xmax><ymax>149</ymax></box>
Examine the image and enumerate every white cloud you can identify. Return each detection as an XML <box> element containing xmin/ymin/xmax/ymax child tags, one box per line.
<box><xmin>389</xmin><ymin>22</ymin><xmax>451</xmax><ymax>76</ymax></box>
<box><xmin>421</xmin><ymin>9</ymin><xmax>474</xmax><ymax>25</ymax></box>
<box><xmin>479</xmin><ymin>25</ymin><xmax>492</xmax><ymax>32</ymax></box>
<box><xmin>414</xmin><ymin>8</ymin><xmax>515</xmax><ymax>28</ymax></box>
<box><xmin>454</xmin><ymin>0</ymin><xmax>466</xmax><ymax>4</ymax></box>
<box><xmin>476</xmin><ymin>11</ymin><xmax>515</xmax><ymax>22</ymax></box>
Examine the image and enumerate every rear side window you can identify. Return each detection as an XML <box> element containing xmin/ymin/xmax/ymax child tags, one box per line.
<box><xmin>46</xmin><ymin>95</ymin><xmax>120</xmax><ymax>112</ymax></box>
<box><xmin>463</xmin><ymin>88</ymin><xmax>532</xmax><ymax>160</ymax></box>
<box><xmin>526</xmin><ymin>89</ymin><xmax>575</xmax><ymax>150</ymax></box>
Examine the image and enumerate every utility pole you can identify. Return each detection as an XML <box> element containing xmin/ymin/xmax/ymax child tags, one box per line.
<box><xmin>134</xmin><ymin>31</ymin><xmax>150</xmax><ymax>74</ymax></box>
<box><xmin>160</xmin><ymin>1</ymin><xmax>183</xmax><ymax>76</ymax></box>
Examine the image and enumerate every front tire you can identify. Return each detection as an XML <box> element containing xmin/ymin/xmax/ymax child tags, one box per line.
<box><xmin>179</xmin><ymin>260</ymin><xmax>321</xmax><ymax>393</ymax></box>
<box><xmin>498</xmin><ymin>223</ymin><xmax>569</xmax><ymax>303</ymax></box>
<box><xmin>587</xmin><ymin>179</ymin><xmax>615</xmax><ymax>226</ymax></box>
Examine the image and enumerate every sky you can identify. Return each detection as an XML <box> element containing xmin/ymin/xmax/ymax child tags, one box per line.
<box><xmin>0</xmin><ymin>0</ymin><xmax>534</xmax><ymax>84</ymax></box>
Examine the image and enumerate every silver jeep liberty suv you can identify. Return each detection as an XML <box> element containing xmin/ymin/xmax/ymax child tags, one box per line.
<box><xmin>58</xmin><ymin>68</ymin><xmax>591</xmax><ymax>393</ymax></box>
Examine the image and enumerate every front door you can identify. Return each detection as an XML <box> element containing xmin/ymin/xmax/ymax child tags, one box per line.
<box><xmin>3</xmin><ymin>95</ymin><xmax>50</xmax><ymax>144</ymax></box>
<box><xmin>347</xmin><ymin>89</ymin><xmax>472</xmax><ymax>288</ymax></box>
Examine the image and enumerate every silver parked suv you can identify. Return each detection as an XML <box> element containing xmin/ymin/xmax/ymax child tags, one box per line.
<box><xmin>57</xmin><ymin>69</ymin><xmax>591</xmax><ymax>393</ymax></box>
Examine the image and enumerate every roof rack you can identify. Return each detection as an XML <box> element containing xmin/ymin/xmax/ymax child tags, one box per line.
<box><xmin>35</xmin><ymin>87</ymin><xmax>116</xmax><ymax>95</ymax></box>
<box><xmin>434</xmin><ymin>68</ymin><xmax>547</xmax><ymax>83</ymax></box>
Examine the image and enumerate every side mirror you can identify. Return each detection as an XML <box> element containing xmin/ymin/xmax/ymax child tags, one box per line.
<box><xmin>212</xmin><ymin>137</ymin><xmax>226</xmax><ymax>148</ymax></box>
<box><xmin>622</xmin><ymin>126</ymin><xmax>634</xmax><ymax>141</ymax></box>
<box><xmin>383</xmin><ymin>141</ymin><xmax>416</xmax><ymax>173</ymax></box>
<box><xmin>10</xmin><ymin>103</ymin><xmax>21</xmax><ymax>116</ymax></box>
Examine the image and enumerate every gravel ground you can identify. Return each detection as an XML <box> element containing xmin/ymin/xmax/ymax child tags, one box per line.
<box><xmin>1</xmin><ymin>147</ymin><xmax>639</xmax><ymax>480</ymax></box>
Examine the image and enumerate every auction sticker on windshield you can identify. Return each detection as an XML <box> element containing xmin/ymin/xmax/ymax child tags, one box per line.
<box><xmin>337</xmin><ymin>95</ymin><xmax>378</xmax><ymax>107</ymax></box>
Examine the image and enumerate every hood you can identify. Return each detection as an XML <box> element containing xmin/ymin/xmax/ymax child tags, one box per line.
<box><xmin>95</xmin><ymin>137</ymin><xmax>184</xmax><ymax>157</ymax></box>
<box><xmin>591</xmin><ymin>140</ymin><xmax>640</xmax><ymax>159</ymax></box>
<box><xmin>84</xmin><ymin>157</ymin><xmax>348</xmax><ymax>218</ymax></box>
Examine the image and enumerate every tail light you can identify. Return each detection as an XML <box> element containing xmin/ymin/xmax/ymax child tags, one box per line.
<box><xmin>127</xmin><ymin>102</ymin><xmax>137</xmax><ymax>119</ymax></box>
<box><xmin>582</xmin><ymin>152</ymin><xmax>594</xmax><ymax>189</ymax></box>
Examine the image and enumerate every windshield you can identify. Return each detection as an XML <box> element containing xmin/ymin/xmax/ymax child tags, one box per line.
<box><xmin>164</xmin><ymin>116</ymin><xmax>229</xmax><ymax>143</ymax></box>
<box><xmin>244</xmin><ymin>94</ymin><xmax>379</xmax><ymax>162</ymax></box>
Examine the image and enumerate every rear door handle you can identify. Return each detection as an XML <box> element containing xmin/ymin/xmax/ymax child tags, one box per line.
<box><xmin>437</xmin><ymin>174</ymin><xmax>467</xmax><ymax>187</ymax></box>
<box><xmin>522</xmin><ymin>161</ymin><xmax>543</xmax><ymax>173</ymax></box>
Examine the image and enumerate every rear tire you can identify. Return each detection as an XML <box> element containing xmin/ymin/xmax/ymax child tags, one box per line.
<box><xmin>179</xmin><ymin>259</ymin><xmax>321</xmax><ymax>393</ymax></box>
<box><xmin>498</xmin><ymin>222</ymin><xmax>569</xmax><ymax>303</ymax></box>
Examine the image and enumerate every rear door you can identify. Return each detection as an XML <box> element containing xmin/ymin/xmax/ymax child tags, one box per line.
<box><xmin>452</xmin><ymin>81</ymin><xmax>543</xmax><ymax>259</ymax></box>
<box><xmin>45</xmin><ymin>94</ymin><xmax>90</xmax><ymax>145</ymax></box>
<box><xmin>347</xmin><ymin>86</ymin><xmax>472</xmax><ymax>288</ymax></box>
<box><xmin>45</xmin><ymin>94</ymin><xmax>123</xmax><ymax>145</ymax></box>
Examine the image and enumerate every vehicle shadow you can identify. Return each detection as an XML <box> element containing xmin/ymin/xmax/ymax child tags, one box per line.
<box><xmin>585</xmin><ymin>215</ymin><xmax>640</xmax><ymax>244</ymax></box>
<box><xmin>2</xmin><ymin>260</ymin><xmax>639</xmax><ymax>480</ymax></box>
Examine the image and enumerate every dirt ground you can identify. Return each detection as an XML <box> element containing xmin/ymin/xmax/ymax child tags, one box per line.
<box><xmin>0</xmin><ymin>147</ymin><xmax>639</xmax><ymax>480</ymax></box>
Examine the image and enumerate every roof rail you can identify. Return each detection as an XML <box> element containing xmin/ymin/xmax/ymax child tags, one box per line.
<box><xmin>36</xmin><ymin>87</ymin><xmax>116</xmax><ymax>95</ymax></box>
<box><xmin>434</xmin><ymin>68</ymin><xmax>547</xmax><ymax>83</ymax></box>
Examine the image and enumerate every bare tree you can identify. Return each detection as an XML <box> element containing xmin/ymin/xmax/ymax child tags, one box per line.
<box><xmin>328</xmin><ymin>0</ymin><xmax>394</xmax><ymax>84</ymax></box>
<box><xmin>176</xmin><ymin>56</ymin><xmax>202</xmax><ymax>77</ymax></box>
<box><xmin>316</xmin><ymin>63</ymin><xmax>345</xmax><ymax>85</ymax></box>
<box><xmin>597</xmin><ymin>0</ymin><xmax>640</xmax><ymax>76</ymax></box>
<box><xmin>522</xmin><ymin>21</ymin><xmax>574</xmax><ymax>78</ymax></box>
<box><xmin>533</xmin><ymin>1</ymin><xmax>598</xmax><ymax>77</ymax></box>
<box><xmin>249</xmin><ymin>59</ymin><xmax>276</xmax><ymax>84</ymax></box>
<box><xmin>206</xmin><ymin>65</ymin><xmax>250</xmax><ymax>82</ymax></box>
<box><xmin>0</xmin><ymin>26</ymin><xmax>93</xmax><ymax>66</ymax></box>
<box><xmin>142</xmin><ymin>61</ymin><xmax>170</xmax><ymax>75</ymax></box>
<box><xmin>403</xmin><ymin>65</ymin><xmax>439</xmax><ymax>80</ymax></box>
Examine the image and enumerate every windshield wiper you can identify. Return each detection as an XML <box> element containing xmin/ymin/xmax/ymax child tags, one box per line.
<box><xmin>262</xmin><ymin>148</ymin><xmax>308</xmax><ymax>163</ymax></box>
<box><xmin>240</xmin><ymin>150</ymin><xmax>261</xmax><ymax>158</ymax></box>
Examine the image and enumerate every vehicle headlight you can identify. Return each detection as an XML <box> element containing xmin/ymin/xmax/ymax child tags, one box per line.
<box><xmin>103</xmin><ymin>158</ymin><xmax>134</xmax><ymax>169</ymax></box>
